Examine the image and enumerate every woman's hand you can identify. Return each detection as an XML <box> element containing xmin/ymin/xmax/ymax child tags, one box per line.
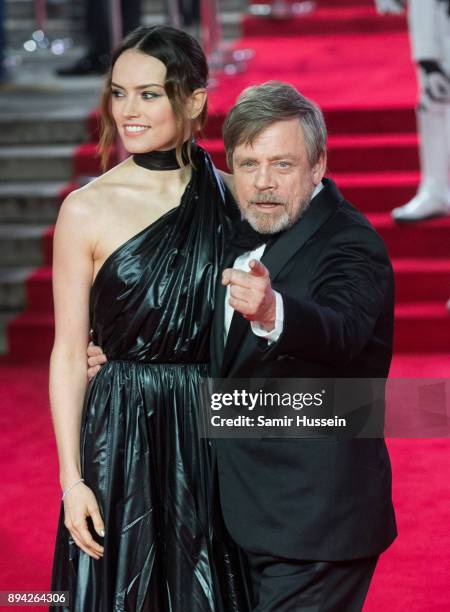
<box><xmin>63</xmin><ymin>482</ymin><xmax>105</xmax><ymax>560</ymax></box>
<box><xmin>87</xmin><ymin>343</ymin><xmax>108</xmax><ymax>381</ymax></box>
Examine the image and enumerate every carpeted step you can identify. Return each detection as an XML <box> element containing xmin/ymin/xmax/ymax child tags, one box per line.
<box><xmin>203</xmin><ymin>103</ymin><xmax>417</xmax><ymax>143</ymax></box>
<box><xmin>0</xmin><ymin>109</ymin><xmax>90</xmax><ymax>146</ymax></box>
<box><xmin>0</xmin><ymin>267</ymin><xmax>34</xmax><ymax>311</ymax></box>
<box><xmin>8</xmin><ymin>300</ymin><xmax>449</xmax><ymax>359</ymax></box>
<box><xmin>0</xmin><ymin>182</ymin><xmax>67</xmax><ymax>224</ymax></box>
<box><xmin>394</xmin><ymin>302</ymin><xmax>450</xmax><ymax>353</ymax></box>
<box><xmin>390</xmin><ymin>352</ymin><xmax>450</xmax><ymax>376</ymax></box>
<box><xmin>327</xmin><ymin>134</ymin><xmax>419</xmax><ymax>173</ymax></box>
<box><xmin>0</xmin><ymin>224</ymin><xmax>49</xmax><ymax>268</ymax></box>
<box><xmin>42</xmin><ymin>212</ymin><xmax>450</xmax><ymax>264</ymax></box>
<box><xmin>0</xmin><ymin>145</ymin><xmax>75</xmax><ymax>182</ymax></box>
<box><xmin>334</xmin><ymin>171</ymin><xmax>419</xmax><ymax>213</ymax></box>
<box><xmin>19</xmin><ymin>258</ymin><xmax>450</xmax><ymax>316</ymax></box>
<box><xmin>323</xmin><ymin>107</ymin><xmax>416</xmax><ymax>137</ymax></box>
<box><xmin>77</xmin><ymin>134</ymin><xmax>421</xmax><ymax>185</ymax></box>
<box><xmin>74</xmin><ymin>143</ymin><xmax>116</xmax><ymax>178</ymax></box>
<box><xmin>7</xmin><ymin>312</ymin><xmax>54</xmax><ymax>359</ymax></box>
<box><xmin>393</xmin><ymin>259</ymin><xmax>450</xmax><ymax>303</ymax></box>
<box><xmin>203</xmin><ymin>32</ymin><xmax>415</xmax><ymax>119</ymax></box>
<box><xmin>26</xmin><ymin>267</ymin><xmax>53</xmax><ymax>312</ymax></box>
<box><xmin>243</xmin><ymin>6</ymin><xmax>406</xmax><ymax>37</ymax></box>
<box><xmin>89</xmin><ymin>105</ymin><xmax>417</xmax><ymax>143</ymax></box>
<box><xmin>198</xmin><ymin>134</ymin><xmax>420</xmax><ymax>174</ymax></box>
<box><xmin>366</xmin><ymin>214</ymin><xmax>450</xmax><ymax>259</ymax></box>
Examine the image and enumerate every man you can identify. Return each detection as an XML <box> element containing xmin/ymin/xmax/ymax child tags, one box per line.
<box><xmin>89</xmin><ymin>82</ymin><xmax>397</xmax><ymax>610</ymax></box>
<box><xmin>376</xmin><ymin>0</ymin><xmax>450</xmax><ymax>221</ymax></box>
<box><xmin>213</xmin><ymin>82</ymin><xmax>396</xmax><ymax>611</ymax></box>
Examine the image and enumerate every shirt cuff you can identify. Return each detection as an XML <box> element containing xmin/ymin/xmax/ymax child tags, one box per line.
<box><xmin>251</xmin><ymin>291</ymin><xmax>284</xmax><ymax>343</ymax></box>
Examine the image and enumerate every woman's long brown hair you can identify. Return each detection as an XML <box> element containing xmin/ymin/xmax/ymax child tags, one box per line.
<box><xmin>98</xmin><ymin>25</ymin><xmax>209</xmax><ymax>171</ymax></box>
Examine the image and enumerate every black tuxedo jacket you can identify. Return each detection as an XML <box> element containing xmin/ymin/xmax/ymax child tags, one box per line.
<box><xmin>210</xmin><ymin>178</ymin><xmax>397</xmax><ymax>561</ymax></box>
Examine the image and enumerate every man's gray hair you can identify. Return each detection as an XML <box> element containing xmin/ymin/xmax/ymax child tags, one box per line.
<box><xmin>223</xmin><ymin>81</ymin><xmax>327</xmax><ymax>169</ymax></box>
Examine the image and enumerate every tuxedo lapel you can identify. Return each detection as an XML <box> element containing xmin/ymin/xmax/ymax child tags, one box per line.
<box><xmin>220</xmin><ymin>310</ymin><xmax>248</xmax><ymax>376</ymax></box>
<box><xmin>261</xmin><ymin>179</ymin><xmax>341</xmax><ymax>281</ymax></box>
<box><xmin>210</xmin><ymin>248</ymin><xmax>238</xmax><ymax>377</ymax></box>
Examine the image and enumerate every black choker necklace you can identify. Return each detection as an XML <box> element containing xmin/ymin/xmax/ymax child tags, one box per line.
<box><xmin>133</xmin><ymin>143</ymin><xmax>193</xmax><ymax>171</ymax></box>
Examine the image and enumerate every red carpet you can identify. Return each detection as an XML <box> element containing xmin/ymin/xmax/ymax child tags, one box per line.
<box><xmin>2</xmin><ymin>0</ymin><xmax>450</xmax><ymax>609</ymax></box>
<box><xmin>1</xmin><ymin>361</ymin><xmax>450</xmax><ymax>611</ymax></box>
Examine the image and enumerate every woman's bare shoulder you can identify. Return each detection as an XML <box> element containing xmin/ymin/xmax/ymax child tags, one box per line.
<box><xmin>59</xmin><ymin>161</ymin><xmax>131</xmax><ymax>221</ymax></box>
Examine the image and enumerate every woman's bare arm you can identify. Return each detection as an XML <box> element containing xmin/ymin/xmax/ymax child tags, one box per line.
<box><xmin>49</xmin><ymin>189</ymin><xmax>104</xmax><ymax>559</ymax></box>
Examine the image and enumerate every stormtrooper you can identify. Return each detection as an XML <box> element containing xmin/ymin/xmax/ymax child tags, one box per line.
<box><xmin>376</xmin><ymin>0</ymin><xmax>450</xmax><ymax>221</ymax></box>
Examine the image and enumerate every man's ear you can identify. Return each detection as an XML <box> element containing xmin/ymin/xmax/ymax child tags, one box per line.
<box><xmin>188</xmin><ymin>88</ymin><xmax>208</xmax><ymax>120</ymax></box>
<box><xmin>312</xmin><ymin>152</ymin><xmax>327</xmax><ymax>186</ymax></box>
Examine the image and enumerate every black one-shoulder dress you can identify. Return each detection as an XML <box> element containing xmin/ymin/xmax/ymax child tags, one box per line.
<box><xmin>51</xmin><ymin>148</ymin><xmax>249</xmax><ymax>611</ymax></box>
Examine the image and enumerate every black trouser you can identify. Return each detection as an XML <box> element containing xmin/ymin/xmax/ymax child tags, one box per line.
<box><xmin>86</xmin><ymin>0</ymin><xmax>141</xmax><ymax>59</ymax></box>
<box><xmin>247</xmin><ymin>553</ymin><xmax>379</xmax><ymax>612</ymax></box>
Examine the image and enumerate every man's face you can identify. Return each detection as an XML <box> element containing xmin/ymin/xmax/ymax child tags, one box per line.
<box><xmin>232</xmin><ymin>119</ymin><xmax>326</xmax><ymax>234</ymax></box>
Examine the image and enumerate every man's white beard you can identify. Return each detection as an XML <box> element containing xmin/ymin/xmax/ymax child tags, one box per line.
<box><xmin>244</xmin><ymin>196</ymin><xmax>312</xmax><ymax>234</ymax></box>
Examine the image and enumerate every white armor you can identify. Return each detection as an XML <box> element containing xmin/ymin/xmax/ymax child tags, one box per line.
<box><xmin>376</xmin><ymin>0</ymin><xmax>450</xmax><ymax>221</ymax></box>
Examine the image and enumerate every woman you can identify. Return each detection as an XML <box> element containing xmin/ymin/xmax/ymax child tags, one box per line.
<box><xmin>50</xmin><ymin>25</ymin><xmax>248</xmax><ymax>611</ymax></box>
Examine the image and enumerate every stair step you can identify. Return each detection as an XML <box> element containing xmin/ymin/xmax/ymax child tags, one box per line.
<box><xmin>394</xmin><ymin>302</ymin><xmax>450</xmax><ymax>353</ymax></box>
<box><xmin>393</xmin><ymin>259</ymin><xmax>450</xmax><ymax>303</ymax></box>
<box><xmin>0</xmin><ymin>267</ymin><xmax>34</xmax><ymax>310</ymax></box>
<box><xmin>41</xmin><ymin>199</ymin><xmax>450</xmax><ymax>266</ymax></box>
<box><xmin>202</xmin><ymin>105</ymin><xmax>417</xmax><ymax>142</ymax></box>
<box><xmin>73</xmin><ymin>142</ymin><xmax>114</xmax><ymax>177</ymax></box>
<box><xmin>0</xmin><ymin>145</ymin><xmax>75</xmax><ymax>181</ymax></box>
<box><xmin>87</xmin><ymin>104</ymin><xmax>417</xmax><ymax>143</ymax></box>
<box><xmin>7</xmin><ymin>311</ymin><xmax>55</xmax><ymax>358</ymax></box>
<box><xmin>0</xmin><ymin>182</ymin><xmax>66</xmax><ymax>223</ymax></box>
<box><xmin>26</xmin><ymin>266</ymin><xmax>53</xmax><ymax>311</ymax></box>
<box><xmin>0</xmin><ymin>311</ymin><xmax>19</xmax><ymax>355</ymax></box>
<box><xmin>0</xmin><ymin>109</ymin><xmax>90</xmax><ymax>145</ymax></box>
<box><xmin>367</xmin><ymin>214</ymin><xmax>450</xmax><ymax>259</ymax></box>
<box><xmin>0</xmin><ymin>224</ymin><xmax>50</xmax><ymax>267</ymax></box>
<box><xmin>75</xmin><ymin>139</ymin><xmax>422</xmax><ymax>201</ymax></box>
<box><xmin>243</xmin><ymin>6</ymin><xmax>407</xmax><ymax>37</ymax></box>
<box><xmin>7</xmin><ymin>300</ymin><xmax>449</xmax><ymax>360</ymax></box>
<box><xmin>13</xmin><ymin>257</ymin><xmax>450</xmax><ymax>317</ymax></box>
<box><xmin>199</xmin><ymin>134</ymin><xmax>420</xmax><ymax>174</ymax></box>
<box><xmin>327</xmin><ymin>133</ymin><xmax>419</xmax><ymax>173</ymax></box>
<box><xmin>390</xmin><ymin>353</ymin><xmax>450</xmax><ymax>377</ymax></box>
<box><xmin>333</xmin><ymin>171</ymin><xmax>419</xmax><ymax>212</ymax></box>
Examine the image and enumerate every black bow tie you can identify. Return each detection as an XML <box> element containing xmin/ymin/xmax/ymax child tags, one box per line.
<box><xmin>227</xmin><ymin>219</ymin><xmax>281</xmax><ymax>255</ymax></box>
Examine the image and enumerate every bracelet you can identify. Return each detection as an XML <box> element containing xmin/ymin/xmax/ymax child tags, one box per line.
<box><xmin>61</xmin><ymin>478</ymin><xmax>85</xmax><ymax>500</ymax></box>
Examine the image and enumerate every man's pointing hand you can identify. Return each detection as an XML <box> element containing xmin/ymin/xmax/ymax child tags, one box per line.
<box><xmin>222</xmin><ymin>260</ymin><xmax>276</xmax><ymax>331</ymax></box>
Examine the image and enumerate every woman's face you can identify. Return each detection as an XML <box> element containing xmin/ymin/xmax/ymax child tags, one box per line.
<box><xmin>111</xmin><ymin>49</ymin><xmax>179</xmax><ymax>153</ymax></box>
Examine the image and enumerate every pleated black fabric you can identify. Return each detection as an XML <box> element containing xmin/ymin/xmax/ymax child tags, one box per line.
<box><xmin>50</xmin><ymin>147</ymin><xmax>249</xmax><ymax>611</ymax></box>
